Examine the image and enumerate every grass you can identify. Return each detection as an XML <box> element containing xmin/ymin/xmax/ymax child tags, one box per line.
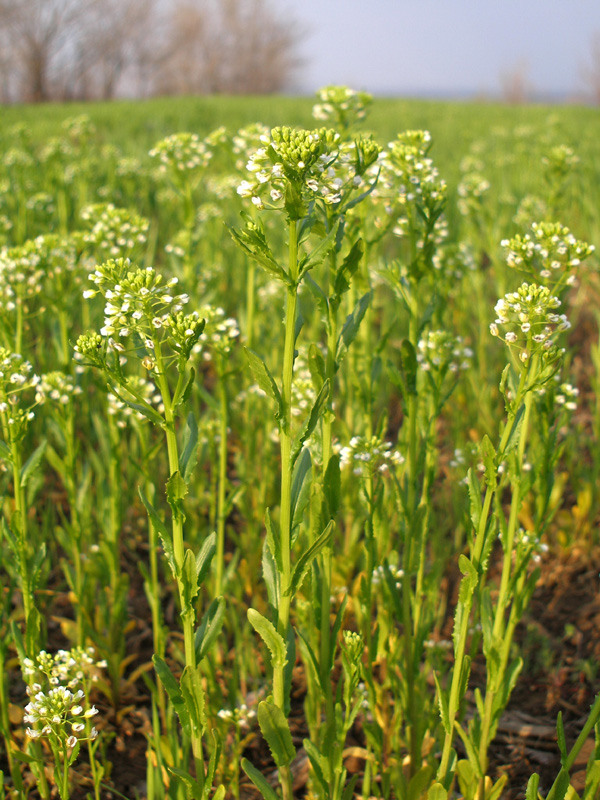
<box><xmin>0</xmin><ymin>91</ymin><xmax>599</xmax><ymax>800</ymax></box>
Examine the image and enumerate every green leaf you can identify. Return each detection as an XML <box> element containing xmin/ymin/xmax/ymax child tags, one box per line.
<box><xmin>245</xmin><ymin>348</ymin><xmax>283</xmax><ymax>417</ymax></box>
<box><xmin>180</xmin><ymin>412</ymin><xmax>200</xmax><ymax>480</ymax></box>
<box><xmin>20</xmin><ymin>440</ymin><xmax>47</xmax><ymax>488</ymax></box>
<box><xmin>247</xmin><ymin>608</ymin><xmax>287</xmax><ymax>668</ymax></box>
<box><xmin>335</xmin><ymin>292</ymin><xmax>371</xmax><ymax>368</ymax></box>
<box><xmin>428</xmin><ymin>783</ymin><xmax>448</xmax><ymax>800</ymax></box>
<box><xmin>228</xmin><ymin>221</ymin><xmax>289</xmax><ymax>284</ymax></box>
<box><xmin>481</xmin><ymin>435</ymin><xmax>497</xmax><ymax>488</ymax></box>
<box><xmin>408</xmin><ymin>765</ymin><xmax>434</xmax><ymax>800</ymax></box>
<box><xmin>257</xmin><ymin>701</ymin><xmax>296</xmax><ymax>767</ymax></box>
<box><xmin>433</xmin><ymin>670</ymin><xmax>450</xmax><ymax>734</ymax></box>
<box><xmin>195</xmin><ymin>596</ymin><xmax>226</xmax><ymax>661</ymax></box>
<box><xmin>298</xmin><ymin>218</ymin><xmax>342</xmax><ymax>280</ymax></box>
<box><xmin>167</xmin><ymin>767</ymin><xmax>203</xmax><ymax>800</ymax></box>
<box><xmin>487</xmin><ymin>775</ymin><xmax>508</xmax><ymax>800</ymax></box>
<box><xmin>108</xmin><ymin>382</ymin><xmax>165</xmax><ymax>427</ymax></box>
<box><xmin>551</xmin><ymin>769</ymin><xmax>571</xmax><ymax>800</ymax></box>
<box><xmin>262</xmin><ymin>536</ymin><xmax>280</xmax><ymax>609</ymax></box>
<box><xmin>400</xmin><ymin>339</ymin><xmax>418</xmax><ymax>396</ymax></box>
<box><xmin>241</xmin><ymin>758</ymin><xmax>280</xmax><ymax>800</ymax></box>
<box><xmin>166</xmin><ymin>470</ymin><xmax>188</xmax><ymax>523</ymax></box>
<box><xmin>557</xmin><ymin>712</ymin><xmax>568</xmax><ymax>764</ymax></box>
<box><xmin>180</xmin><ymin>663</ymin><xmax>206</xmax><ymax>736</ymax></box>
<box><xmin>195</xmin><ymin>531</ymin><xmax>217</xmax><ymax>587</ymax></box>
<box><xmin>304</xmin><ymin>275</ymin><xmax>329</xmax><ymax>320</ymax></box>
<box><xmin>526</xmin><ymin>773</ymin><xmax>540</xmax><ymax>800</ymax></box>
<box><xmin>181</xmin><ymin>549</ymin><xmax>199</xmax><ymax>613</ymax></box>
<box><xmin>323</xmin><ymin>454</ymin><xmax>341</xmax><ymax>519</ymax></box>
<box><xmin>333</xmin><ymin>238</ymin><xmax>364</xmax><ymax>300</ymax></box>
<box><xmin>153</xmin><ymin>656</ymin><xmax>189</xmax><ymax>735</ymax></box>
<box><xmin>467</xmin><ymin>468</ymin><xmax>482</xmax><ymax>533</ymax></box>
<box><xmin>303</xmin><ymin>739</ymin><xmax>330</xmax><ymax>793</ymax></box>
<box><xmin>285</xmin><ymin>520</ymin><xmax>335</xmax><ymax>598</ymax></box>
<box><xmin>291</xmin><ymin>380</ymin><xmax>330</xmax><ymax>466</ymax></box>
<box><xmin>265</xmin><ymin>508</ymin><xmax>282</xmax><ymax>573</ymax></box>
<box><xmin>139</xmin><ymin>487</ymin><xmax>175</xmax><ymax>576</ymax></box>
<box><xmin>308</xmin><ymin>345</ymin><xmax>326</xmax><ymax>395</ymax></box>
<box><xmin>173</xmin><ymin>366</ymin><xmax>196</xmax><ymax>408</ymax></box>
<box><xmin>290</xmin><ymin>447</ymin><xmax>312</xmax><ymax>531</ymax></box>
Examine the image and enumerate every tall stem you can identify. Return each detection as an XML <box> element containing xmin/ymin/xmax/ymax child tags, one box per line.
<box><xmin>272</xmin><ymin>220</ymin><xmax>299</xmax><ymax>800</ymax></box>
<box><xmin>215</xmin><ymin>361</ymin><xmax>228</xmax><ymax>597</ymax></box>
<box><xmin>153</xmin><ymin>344</ymin><xmax>204</xmax><ymax>778</ymax></box>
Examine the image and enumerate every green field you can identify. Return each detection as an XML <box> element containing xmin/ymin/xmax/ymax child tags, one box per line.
<box><xmin>0</xmin><ymin>92</ymin><xmax>599</xmax><ymax>800</ymax></box>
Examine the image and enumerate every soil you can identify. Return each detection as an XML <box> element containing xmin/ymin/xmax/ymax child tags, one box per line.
<box><xmin>3</xmin><ymin>543</ymin><xmax>600</xmax><ymax>800</ymax></box>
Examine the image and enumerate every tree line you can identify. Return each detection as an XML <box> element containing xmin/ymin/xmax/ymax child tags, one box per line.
<box><xmin>0</xmin><ymin>0</ymin><xmax>303</xmax><ymax>103</ymax></box>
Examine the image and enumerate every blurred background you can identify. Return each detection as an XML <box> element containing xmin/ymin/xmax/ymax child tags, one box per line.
<box><xmin>1</xmin><ymin>0</ymin><xmax>600</xmax><ymax>104</ymax></box>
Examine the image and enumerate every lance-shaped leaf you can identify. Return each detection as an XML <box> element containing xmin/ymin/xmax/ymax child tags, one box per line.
<box><xmin>195</xmin><ymin>596</ymin><xmax>226</xmax><ymax>661</ymax></box>
<box><xmin>285</xmin><ymin>520</ymin><xmax>335</xmax><ymax>598</ymax></box>
<box><xmin>139</xmin><ymin>487</ymin><xmax>175</xmax><ymax>576</ymax></box>
<box><xmin>228</xmin><ymin>221</ymin><xmax>289</xmax><ymax>284</ymax></box>
<box><xmin>290</xmin><ymin>447</ymin><xmax>312</xmax><ymax>532</ymax></box>
<box><xmin>166</xmin><ymin>470</ymin><xmax>188</xmax><ymax>524</ymax></box>
<box><xmin>181</xmin><ymin>549</ymin><xmax>200</xmax><ymax>614</ymax></box>
<box><xmin>180</xmin><ymin>663</ymin><xmax>206</xmax><ymax>737</ymax></box>
<box><xmin>166</xmin><ymin>768</ymin><xmax>203</xmax><ymax>800</ymax></box>
<box><xmin>247</xmin><ymin>608</ymin><xmax>287</xmax><ymax>669</ymax></box>
<box><xmin>245</xmin><ymin>348</ymin><xmax>283</xmax><ymax>419</ymax></box>
<box><xmin>195</xmin><ymin>531</ymin><xmax>216</xmax><ymax>587</ymax></box>
<box><xmin>291</xmin><ymin>380</ymin><xmax>330</xmax><ymax>467</ymax></box>
<box><xmin>335</xmin><ymin>292</ymin><xmax>371</xmax><ymax>369</ymax></box>
<box><xmin>241</xmin><ymin>758</ymin><xmax>280</xmax><ymax>800</ymax></box>
<box><xmin>180</xmin><ymin>412</ymin><xmax>200</xmax><ymax>481</ymax></box>
<box><xmin>257</xmin><ymin>701</ymin><xmax>296</xmax><ymax>767</ymax></box>
<box><xmin>20</xmin><ymin>440</ymin><xmax>47</xmax><ymax>488</ymax></box>
<box><xmin>107</xmin><ymin>381</ymin><xmax>165</xmax><ymax>427</ymax></box>
<box><xmin>173</xmin><ymin>366</ymin><xmax>196</xmax><ymax>408</ymax></box>
<box><xmin>332</xmin><ymin>238</ymin><xmax>364</xmax><ymax>301</ymax></box>
<box><xmin>297</xmin><ymin>218</ymin><xmax>342</xmax><ymax>281</ymax></box>
<box><xmin>153</xmin><ymin>655</ymin><xmax>190</xmax><ymax>735</ymax></box>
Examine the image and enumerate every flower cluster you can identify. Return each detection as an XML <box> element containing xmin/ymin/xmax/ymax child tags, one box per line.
<box><xmin>312</xmin><ymin>85</ymin><xmax>373</xmax><ymax>130</ymax></box>
<box><xmin>457</xmin><ymin>172</ymin><xmax>490</xmax><ymax>217</ymax></box>
<box><xmin>81</xmin><ymin>203</ymin><xmax>149</xmax><ymax>258</ymax></box>
<box><xmin>35</xmin><ymin>371</ymin><xmax>82</xmax><ymax>407</ymax></box>
<box><xmin>512</xmin><ymin>194</ymin><xmax>548</xmax><ymax>229</ymax></box>
<box><xmin>555</xmin><ymin>381</ymin><xmax>579</xmax><ymax>411</ymax></box>
<box><xmin>0</xmin><ymin>241</ymin><xmax>45</xmax><ymax>313</ymax></box>
<box><xmin>417</xmin><ymin>330</ymin><xmax>473</xmax><ymax>375</ymax></box>
<box><xmin>23</xmin><ymin>646</ymin><xmax>106</xmax><ymax>688</ymax></box>
<box><xmin>502</xmin><ymin>222</ymin><xmax>594</xmax><ymax>286</ymax></box>
<box><xmin>24</xmin><ymin>686</ymin><xmax>98</xmax><ymax>746</ymax></box>
<box><xmin>78</xmin><ymin>259</ymin><xmax>203</xmax><ymax>370</ymax></box>
<box><xmin>489</xmin><ymin>283</ymin><xmax>569</xmax><ymax>363</ymax></box>
<box><xmin>0</xmin><ymin>350</ymin><xmax>40</xmax><ymax>443</ymax></box>
<box><xmin>239</xmin><ymin>126</ymin><xmax>380</xmax><ymax>214</ymax></box>
<box><xmin>232</xmin><ymin>123</ymin><xmax>271</xmax><ymax>171</ymax></box>
<box><xmin>541</xmin><ymin>144</ymin><xmax>579</xmax><ymax>180</ymax></box>
<box><xmin>194</xmin><ymin>305</ymin><xmax>240</xmax><ymax>360</ymax></box>
<box><xmin>340</xmin><ymin>435</ymin><xmax>404</xmax><ymax>478</ymax></box>
<box><xmin>217</xmin><ymin>702</ymin><xmax>257</xmax><ymax>729</ymax></box>
<box><xmin>149</xmin><ymin>132</ymin><xmax>212</xmax><ymax>176</ymax></box>
<box><xmin>372</xmin><ymin>562</ymin><xmax>404</xmax><ymax>588</ymax></box>
<box><xmin>377</xmin><ymin>130</ymin><xmax>447</xmax><ymax>210</ymax></box>
<box><xmin>22</xmin><ymin>646</ymin><xmax>104</xmax><ymax>748</ymax></box>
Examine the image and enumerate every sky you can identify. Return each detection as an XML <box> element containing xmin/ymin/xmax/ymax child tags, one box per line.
<box><xmin>281</xmin><ymin>0</ymin><xmax>600</xmax><ymax>99</ymax></box>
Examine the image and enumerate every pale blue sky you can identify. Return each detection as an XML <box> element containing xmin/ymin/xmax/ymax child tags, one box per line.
<box><xmin>282</xmin><ymin>0</ymin><xmax>600</xmax><ymax>98</ymax></box>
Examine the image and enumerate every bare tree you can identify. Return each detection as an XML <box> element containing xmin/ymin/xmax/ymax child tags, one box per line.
<box><xmin>580</xmin><ymin>32</ymin><xmax>600</xmax><ymax>105</ymax></box>
<box><xmin>0</xmin><ymin>0</ymin><xmax>304</xmax><ymax>102</ymax></box>
<box><xmin>500</xmin><ymin>59</ymin><xmax>533</xmax><ymax>105</ymax></box>
<box><xmin>155</xmin><ymin>0</ymin><xmax>304</xmax><ymax>96</ymax></box>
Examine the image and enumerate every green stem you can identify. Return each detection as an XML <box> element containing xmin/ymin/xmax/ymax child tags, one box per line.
<box><xmin>437</xmin><ymin>367</ymin><xmax>529</xmax><ymax>785</ymax></box>
<box><xmin>153</xmin><ymin>344</ymin><xmax>204</xmax><ymax>781</ymax></box>
<box><xmin>272</xmin><ymin>220</ymin><xmax>299</xmax><ymax>800</ymax></box>
<box><xmin>215</xmin><ymin>361</ymin><xmax>228</xmax><ymax>596</ymax></box>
